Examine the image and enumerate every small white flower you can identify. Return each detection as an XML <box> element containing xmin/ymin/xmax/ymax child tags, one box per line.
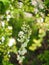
<box><xmin>18</xmin><ymin>31</ymin><xmax>24</xmax><ymax>38</ymax></box>
<box><xmin>17</xmin><ymin>38</ymin><xmax>24</xmax><ymax>43</ymax></box>
<box><xmin>21</xmin><ymin>42</ymin><xmax>27</xmax><ymax>47</ymax></box>
<box><xmin>2</xmin><ymin>36</ymin><xmax>5</xmax><ymax>42</ymax></box>
<box><xmin>6</xmin><ymin>15</ymin><xmax>11</xmax><ymax>21</ymax></box>
<box><xmin>21</xmin><ymin>39</ymin><xmax>29</xmax><ymax>47</ymax></box>
<box><xmin>39</xmin><ymin>4</ymin><xmax>44</xmax><ymax>9</ymax></box>
<box><xmin>24</xmin><ymin>12</ymin><xmax>32</xmax><ymax>18</ymax></box>
<box><xmin>18</xmin><ymin>2</ymin><xmax>23</xmax><ymax>8</ymax></box>
<box><xmin>8</xmin><ymin>26</ymin><xmax>12</xmax><ymax>30</ymax></box>
<box><xmin>1</xmin><ymin>21</ymin><xmax>5</xmax><ymax>27</ymax></box>
<box><xmin>40</xmin><ymin>12</ymin><xmax>44</xmax><ymax>18</ymax></box>
<box><xmin>18</xmin><ymin>48</ymin><xmax>27</xmax><ymax>55</ymax></box>
<box><xmin>34</xmin><ymin>8</ymin><xmax>39</xmax><ymax>14</ymax></box>
<box><xmin>7</xmin><ymin>15</ymin><xmax>11</xmax><ymax>19</ymax></box>
<box><xmin>17</xmin><ymin>55</ymin><xmax>20</xmax><ymax>60</ymax></box>
<box><xmin>8</xmin><ymin>38</ymin><xmax>16</xmax><ymax>47</ymax></box>
<box><xmin>17</xmin><ymin>55</ymin><xmax>25</xmax><ymax>63</ymax></box>
<box><xmin>19</xmin><ymin>56</ymin><xmax>25</xmax><ymax>63</ymax></box>
<box><xmin>31</xmin><ymin>0</ymin><xmax>37</xmax><ymax>6</ymax></box>
<box><xmin>8</xmin><ymin>52</ymin><xmax>10</xmax><ymax>57</ymax></box>
<box><xmin>6</xmin><ymin>10</ymin><xmax>10</xmax><ymax>15</ymax></box>
<box><xmin>37</xmin><ymin>18</ymin><xmax>44</xmax><ymax>23</ymax></box>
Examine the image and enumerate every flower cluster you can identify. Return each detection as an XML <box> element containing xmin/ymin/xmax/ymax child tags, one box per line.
<box><xmin>31</xmin><ymin>0</ymin><xmax>44</xmax><ymax>10</ymax></box>
<box><xmin>31</xmin><ymin>0</ymin><xmax>45</xmax><ymax>23</ymax></box>
<box><xmin>17</xmin><ymin>22</ymin><xmax>32</xmax><ymax>63</ymax></box>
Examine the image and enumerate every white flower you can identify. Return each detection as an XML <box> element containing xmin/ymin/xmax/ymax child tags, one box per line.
<box><xmin>19</xmin><ymin>56</ymin><xmax>25</xmax><ymax>63</ymax></box>
<box><xmin>21</xmin><ymin>39</ymin><xmax>29</xmax><ymax>47</ymax></box>
<box><xmin>37</xmin><ymin>18</ymin><xmax>44</xmax><ymax>23</ymax></box>
<box><xmin>39</xmin><ymin>4</ymin><xmax>44</xmax><ymax>9</ymax></box>
<box><xmin>34</xmin><ymin>8</ymin><xmax>39</xmax><ymax>14</ymax></box>
<box><xmin>17</xmin><ymin>55</ymin><xmax>25</xmax><ymax>63</ymax></box>
<box><xmin>18</xmin><ymin>2</ymin><xmax>23</xmax><ymax>8</ymax></box>
<box><xmin>24</xmin><ymin>12</ymin><xmax>32</xmax><ymax>18</ymax></box>
<box><xmin>6</xmin><ymin>15</ymin><xmax>11</xmax><ymax>21</ymax></box>
<box><xmin>31</xmin><ymin>0</ymin><xmax>37</xmax><ymax>6</ymax></box>
<box><xmin>18</xmin><ymin>31</ymin><xmax>24</xmax><ymax>38</ymax></box>
<box><xmin>8</xmin><ymin>26</ymin><xmax>12</xmax><ymax>30</ymax></box>
<box><xmin>6</xmin><ymin>10</ymin><xmax>10</xmax><ymax>15</ymax></box>
<box><xmin>7</xmin><ymin>15</ymin><xmax>11</xmax><ymax>19</ymax></box>
<box><xmin>17</xmin><ymin>55</ymin><xmax>20</xmax><ymax>60</ymax></box>
<box><xmin>1</xmin><ymin>21</ymin><xmax>5</xmax><ymax>27</ymax></box>
<box><xmin>18</xmin><ymin>48</ymin><xmax>27</xmax><ymax>55</ymax></box>
<box><xmin>40</xmin><ymin>12</ymin><xmax>44</xmax><ymax>18</ymax></box>
<box><xmin>17</xmin><ymin>38</ymin><xmax>24</xmax><ymax>43</ymax></box>
<box><xmin>21</xmin><ymin>42</ymin><xmax>27</xmax><ymax>47</ymax></box>
<box><xmin>8</xmin><ymin>38</ymin><xmax>16</xmax><ymax>47</ymax></box>
<box><xmin>2</xmin><ymin>36</ymin><xmax>5</xmax><ymax>42</ymax></box>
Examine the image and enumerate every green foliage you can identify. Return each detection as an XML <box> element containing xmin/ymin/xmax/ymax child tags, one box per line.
<box><xmin>44</xmin><ymin>0</ymin><xmax>49</xmax><ymax>8</ymax></box>
<box><xmin>0</xmin><ymin>0</ymin><xmax>49</xmax><ymax>65</ymax></box>
<box><xmin>38</xmin><ymin>50</ymin><xmax>49</xmax><ymax>65</ymax></box>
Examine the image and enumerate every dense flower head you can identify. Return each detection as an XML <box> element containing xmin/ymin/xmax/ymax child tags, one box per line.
<box><xmin>0</xmin><ymin>0</ymin><xmax>49</xmax><ymax>65</ymax></box>
<box><xmin>8</xmin><ymin>38</ymin><xmax>16</xmax><ymax>47</ymax></box>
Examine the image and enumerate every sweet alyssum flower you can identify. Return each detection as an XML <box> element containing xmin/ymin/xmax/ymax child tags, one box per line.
<box><xmin>18</xmin><ymin>31</ymin><xmax>24</xmax><ymax>38</ymax></box>
<box><xmin>8</xmin><ymin>26</ymin><xmax>12</xmax><ymax>30</ymax></box>
<box><xmin>1</xmin><ymin>21</ymin><xmax>5</xmax><ymax>27</ymax></box>
<box><xmin>34</xmin><ymin>8</ymin><xmax>39</xmax><ymax>14</ymax></box>
<box><xmin>8</xmin><ymin>38</ymin><xmax>16</xmax><ymax>47</ymax></box>
<box><xmin>31</xmin><ymin>0</ymin><xmax>37</xmax><ymax>6</ymax></box>
<box><xmin>17</xmin><ymin>55</ymin><xmax>25</xmax><ymax>63</ymax></box>
<box><xmin>18</xmin><ymin>2</ymin><xmax>23</xmax><ymax>8</ymax></box>
<box><xmin>6</xmin><ymin>10</ymin><xmax>10</xmax><ymax>15</ymax></box>
<box><xmin>6</xmin><ymin>15</ymin><xmax>11</xmax><ymax>21</ymax></box>
<box><xmin>2</xmin><ymin>36</ymin><xmax>5</xmax><ymax>42</ymax></box>
<box><xmin>39</xmin><ymin>4</ymin><xmax>44</xmax><ymax>9</ymax></box>
<box><xmin>18</xmin><ymin>48</ymin><xmax>27</xmax><ymax>55</ymax></box>
<box><xmin>37</xmin><ymin>17</ymin><xmax>44</xmax><ymax>23</ymax></box>
<box><xmin>24</xmin><ymin>12</ymin><xmax>32</xmax><ymax>18</ymax></box>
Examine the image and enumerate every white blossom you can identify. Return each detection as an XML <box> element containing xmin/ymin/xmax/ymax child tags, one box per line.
<box><xmin>37</xmin><ymin>18</ymin><xmax>44</xmax><ymax>23</ymax></box>
<box><xmin>6</xmin><ymin>15</ymin><xmax>11</xmax><ymax>21</ymax></box>
<box><xmin>8</xmin><ymin>38</ymin><xmax>16</xmax><ymax>47</ymax></box>
<box><xmin>17</xmin><ymin>55</ymin><xmax>25</xmax><ymax>63</ymax></box>
<box><xmin>2</xmin><ymin>36</ymin><xmax>5</xmax><ymax>42</ymax></box>
<box><xmin>1</xmin><ymin>21</ymin><xmax>5</xmax><ymax>27</ymax></box>
<box><xmin>40</xmin><ymin>12</ymin><xmax>44</xmax><ymax>18</ymax></box>
<box><xmin>34</xmin><ymin>8</ymin><xmax>39</xmax><ymax>14</ymax></box>
<box><xmin>17</xmin><ymin>38</ymin><xmax>24</xmax><ymax>43</ymax></box>
<box><xmin>18</xmin><ymin>31</ymin><xmax>24</xmax><ymax>38</ymax></box>
<box><xmin>18</xmin><ymin>48</ymin><xmax>27</xmax><ymax>55</ymax></box>
<box><xmin>31</xmin><ymin>0</ymin><xmax>37</xmax><ymax>6</ymax></box>
<box><xmin>8</xmin><ymin>26</ymin><xmax>12</xmax><ymax>30</ymax></box>
<box><xmin>6</xmin><ymin>10</ymin><xmax>10</xmax><ymax>15</ymax></box>
<box><xmin>18</xmin><ymin>2</ymin><xmax>23</xmax><ymax>8</ymax></box>
<box><xmin>17</xmin><ymin>55</ymin><xmax>20</xmax><ymax>60</ymax></box>
<box><xmin>24</xmin><ymin>12</ymin><xmax>32</xmax><ymax>18</ymax></box>
<box><xmin>39</xmin><ymin>4</ymin><xmax>44</xmax><ymax>9</ymax></box>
